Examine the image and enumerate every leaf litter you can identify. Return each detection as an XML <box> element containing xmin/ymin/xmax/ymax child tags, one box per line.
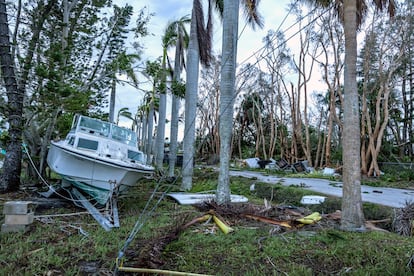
<box><xmin>125</xmin><ymin>199</ymin><xmax>367</xmax><ymax>270</ymax></box>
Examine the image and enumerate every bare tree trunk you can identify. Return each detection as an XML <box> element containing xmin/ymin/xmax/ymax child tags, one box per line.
<box><xmin>320</xmin><ymin>132</ymin><xmax>327</xmax><ymax>168</ymax></box>
<box><xmin>252</xmin><ymin>104</ymin><xmax>260</xmax><ymax>157</ymax></box>
<box><xmin>252</xmin><ymin>98</ymin><xmax>266</xmax><ymax>159</ymax></box>
<box><xmin>362</xmin><ymin>15</ymin><xmax>405</xmax><ymax>176</ymax></box>
<box><xmin>267</xmin><ymin>76</ymin><xmax>277</xmax><ymax>159</ymax></box>
<box><xmin>315</xmin><ymin>8</ymin><xmax>345</xmax><ymax>167</ymax></box>
<box><xmin>279</xmin><ymin>79</ymin><xmax>289</xmax><ymax>160</ymax></box>
<box><xmin>0</xmin><ymin>0</ymin><xmax>53</xmax><ymax>191</ymax></box>
<box><xmin>290</xmin><ymin>83</ymin><xmax>299</xmax><ymax>164</ymax></box>
<box><xmin>314</xmin><ymin>107</ymin><xmax>324</xmax><ymax>168</ymax></box>
<box><xmin>39</xmin><ymin>109</ymin><xmax>60</xmax><ymax>177</ymax></box>
<box><xmin>0</xmin><ymin>0</ymin><xmax>22</xmax><ymax>190</ymax></box>
<box><xmin>325</xmin><ymin>101</ymin><xmax>334</xmax><ymax>166</ymax></box>
<box><xmin>361</xmin><ymin>83</ymin><xmax>369</xmax><ymax>175</ymax></box>
<box><xmin>401</xmin><ymin>71</ymin><xmax>409</xmax><ymax>159</ymax></box>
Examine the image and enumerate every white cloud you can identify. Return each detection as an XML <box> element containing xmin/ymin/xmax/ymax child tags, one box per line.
<box><xmin>114</xmin><ymin>0</ymin><xmax>293</xmax><ymax>115</ymax></box>
<box><xmin>113</xmin><ymin>0</ymin><xmax>327</xmax><ymax>137</ymax></box>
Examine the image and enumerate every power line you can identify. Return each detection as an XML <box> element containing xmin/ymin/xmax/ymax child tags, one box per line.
<box><xmin>223</xmin><ymin>2</ymin><xmax>334</xmax><ymax>131</ymax></box>
<box><xmin>179</xmin><ymin>1</ymin><xmax>331</xmax><ymax>171</ymax></box>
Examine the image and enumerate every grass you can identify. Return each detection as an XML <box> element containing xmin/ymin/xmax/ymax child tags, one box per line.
<box><xmin>163</xmin><ymin>228</ymin><xmax>414</xmax><ymax>275</ymax></box>
<box><xmin>0</xmin><ymin>167</ymin><xmax>414</xmax><ymax>275</ymax></box>
<box><xmin>362</xmin><ymin>165</ymin><xmax>414</xmax><ymax>189</ymax></box>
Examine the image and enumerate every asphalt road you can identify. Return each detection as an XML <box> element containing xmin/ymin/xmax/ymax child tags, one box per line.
<box><xmin>229</xmin><ymin>170</ymin><xmax>414</xmax><ymax>208</ymax></box>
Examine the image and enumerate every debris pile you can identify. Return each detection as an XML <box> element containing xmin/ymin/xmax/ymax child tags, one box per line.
<box><xmin>392</xmin><ymin>201</ymin><xmax>414</xmax><ymax>236</ymax></box>
<box><xmin>194</xmin><ymin>201</ymin><xmax>325</xmax><ymax>231</ymax></box>
<box><xmin>126</xmin><ymin>200</ymin><xmax>342</xmax><ymax>269</ymax></box>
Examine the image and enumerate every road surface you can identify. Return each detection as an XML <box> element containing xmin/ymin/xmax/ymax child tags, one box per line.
<box><xmin>229</xmin><ymin>170</ymin><xmax>414</xmax><ymax>208</ymax></box>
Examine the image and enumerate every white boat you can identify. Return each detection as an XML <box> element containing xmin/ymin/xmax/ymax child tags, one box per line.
<box><xmin>47</xmin><ymin>114</ymin><xmax>154</xmax><ymax>205</ymax></box>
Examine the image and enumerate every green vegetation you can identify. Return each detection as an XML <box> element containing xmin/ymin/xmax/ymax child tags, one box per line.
<box><xmin>1</xmin><ymin>169</ymin><xmax>414</xmax><ymax>275</ymax></box>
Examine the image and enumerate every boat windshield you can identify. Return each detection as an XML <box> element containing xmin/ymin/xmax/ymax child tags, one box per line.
<box><xmin>111</xmin><ymin>125</ymin><xmax>137</xmax><ymax>146</ymax></box>
<box><xmin>128</xmin><ymin>150</ymin><xmax>144</xmax><ymax>162</ymax></box>
<box><xmin>78</xmin><ymin>116</ymin><xmax>110</xmax><ymax>137</ymax></box>
<box><xmin>75</xmin><ymin>115</ymin><xmax>137</xmax><ymax>146</ymax></box>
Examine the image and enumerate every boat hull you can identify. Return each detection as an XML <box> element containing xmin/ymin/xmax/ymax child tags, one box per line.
<box><xmin>47</xmin><ymin>141</ymin><xmax>153</xmax><ymax>204</ymax></box>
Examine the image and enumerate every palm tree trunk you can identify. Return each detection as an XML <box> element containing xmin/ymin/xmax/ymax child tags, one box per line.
<box><xmin>141</xmin><ymin>112</ymin><xmax>148</xmax><ymax>151</ymax></box>
<box><xmin>168</xmin><ymin>38</ymin><xmax>183</xmax><ymax>177</ymax></box>
<box><xmin>155</xmin><ymin>91</ymin><xmax>166</xmax><ymax>170</ymax></box>
<box><xmin>217</xmin><ymin>0</ymin><xmax>239</xmax><ymax>204</ymax></box>
<box><xmin>155</xmin><ymin>50</ymin><xmax>168</xmax><ymax>171</ymax></box>
<box><xmin>168</xmin><ymin>94</ymin><xmax>180</xmax><ymax>177</ymax></box>
<box><xmin>341</xmin><ymin>0</ymin><xmax>365</xmax><ymax>231</ymax></box>
<box><xmin>182</xmin><ymin>5</ymin><xmax>200</xmax><ymax>190</ymax></box>
<box><xmin>145</xmin><ymin>100</ymin><xmax>155</xmax><ymax>165</ymax></box>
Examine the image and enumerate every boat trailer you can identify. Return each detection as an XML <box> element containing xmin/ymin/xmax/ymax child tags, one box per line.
<box><xmin>70</xmin><ymin>187</ymin><xmax>119</xmax><ymax>231</ymax></box>
<box><xmin>40</xmin><ymin>179</ymin><xmax>120</xmax><ymax>231</ymax></box>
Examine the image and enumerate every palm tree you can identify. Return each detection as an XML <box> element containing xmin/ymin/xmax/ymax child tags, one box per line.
<box><xmin>142</xmin><ymin>90</ymin><xmax>159</xmax><ymax>165</ymax></box>
<box><xmin>168</xmin><ymin>16</ymin><xmax>190</xmax><ymax>178</ymax></box>
<box><xmin>182</xmin><ymin>0</ymin><xmax>263</xmax><ymax>191</ymax></box>
<box><xmin>142</xmin><ymin>59</ymin><xmax>162</xmax><ymax>164</ymax></box>
<box><xmin>154</xmin><ymin>17</ymin><xmax>190</xmax><ymax>172</ymax></box>
<box><xmin>306</xmin><ymin>0</ymin><xmax>395</xmax><ymax>231</ymax></box>
<box><xmin>108</xmin><ymin>52</ymin><xmax>139</xmax><ymax>124</ymax></box>
<box><xmin>182</xmin><ymin>0</ymin><xmax>214</xmax><ymax>190</ymax></box>
<box><xmin>106</xmin><ymin>5</ymin><xmax>136</xmax><ymax>123</ymax></box>
<box><xmin>116</xmin><ymin>107</ymin><xmax>133</xmax><ymax>125</ymax></box>
<box><xmin>216</xmin><ymin>0</ymin><xmax>263</xmax><ymax>204</ymax></box>
<box><xmin>154</xmin><ymin>24</ymin><xmax>174</xmax><ymax>171</ymax></box>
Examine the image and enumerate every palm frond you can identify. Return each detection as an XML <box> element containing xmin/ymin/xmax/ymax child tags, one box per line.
<box><xmin>242</xmin><ymin>0</ymin><xmax>264</xmax><ymax>30</ymax></box>
<box><xmin>194</xmin><ymin>0</ymin><xmax>212</xmax><ymax>66</ymax></box>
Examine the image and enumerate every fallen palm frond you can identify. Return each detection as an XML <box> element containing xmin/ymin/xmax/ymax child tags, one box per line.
<box><xmin>130</xmin><ymin>229</ymin><xmax>183</xmax><ymax>269</ymax></box>
<box><xmin>392</xmin><ymin>201</ymin><xmax>414</xmax><ymax>236</ymax></box>
<box><xmin>326</xmin><ymin>210</ymin><xmax>342</xmax><ymax>220</ymax></box>
<box><xmin>365</xmin><ymin>221</ymin><xmax>389</xmax><ymax>232</ymax></box>
<box><xmin>183</xmin><ymin>212</ymin><xmax>234</xmax><ymax>234</ymax></box>
<box><xmin>182</xmin><ymin>214</ymin><xmax>212</xmax><ymax>230</ymax></box>
<box><xmin>118</xmin><ymin>266</ymin><xmax>213</xmax><ymax>275</ymax></box>
<box><xmin>242</xmin><ymin>214</ymin><xmax>292</xmax><ymax>228</ymax></box>
<box><xmin>195</xmin><ymin>201</ymin><xmax>257</xmax><ymax>216</ymax></box>
<box><xmin>125</xmin><ymin>212</ymin><xmax>233</xmax><ymax>270</ymax></box>
<box><xmin>211</xmin><ymin>214</ymin><xmax>234</xmax><ymax>234</ymax></box>
<box><xmin>295</xmin><ymin>212</ymin><xmax>322</xmax><ymax>225</ymax></box>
